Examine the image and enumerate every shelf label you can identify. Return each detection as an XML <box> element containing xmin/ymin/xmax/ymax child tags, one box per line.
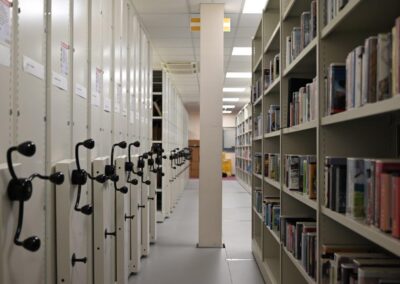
<box><xmin>23</xmin><ymin>56</ymin><xmax>44</xmax><ymax>80</ymax></box>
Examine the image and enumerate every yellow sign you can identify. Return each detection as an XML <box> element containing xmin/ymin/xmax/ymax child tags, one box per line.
<box><xmin>190</xmin><ymin>17</ymin><xmax>231</xmax><ymax>32</ymax></box>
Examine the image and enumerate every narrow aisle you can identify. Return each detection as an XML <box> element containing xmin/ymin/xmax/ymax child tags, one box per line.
<box><xmin>129</xmin><ymin>179</ymin><xmax>264</xmax><ymax>284</ymax></box>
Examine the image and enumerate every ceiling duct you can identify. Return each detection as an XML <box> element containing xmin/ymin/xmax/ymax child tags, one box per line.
<box><xmin>162</xmin><ymin>62</ymin><xmax>199</xmax><ymax>75</ymax></box>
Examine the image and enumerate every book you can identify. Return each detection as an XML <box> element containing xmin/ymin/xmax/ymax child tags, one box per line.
<box><xmin>362</xmin><ymin>37</ymin><xmax>378</xmax><ymax>104</ymax></box>
<box><xmin>365</xmin><ymin>159</ymin><xmax>376</xmax><ymax>225</ymax></box>
<box><xmin>325</xmin><ymin>157</ymin><xmax>347</xmax><ymax>213</ymax></box>
<box><xmin>300</xmin><ymin>12</ymin><xmax>311</xmax><ymax>49</ymax></box>
<box><xmin>347</xmin><ymin>158</ymin><xmax>366</xmax><ymax>219</ymax></box>
<box><xmin>377</xmin><ymin>33</ymin><xmax>392</xmax><ymax>101</ymax></box>
<box><xmin>310</xmin><ymin>1</ymin><xmax>317</xmax><ymax>40</ymax></box>
<box><xmin>374</xmin><ymin>160</ymin><xmax>400</xmax><ymax>227</ymax></box>
<box><xmin>292</xmin><ymin>27</ymin><xmax>301</xmax><ymax>61</ymax></box>
<box><xmin>285</xmin><ymin>155</ymin><xmax>300</xmax><ymax>190</ymax></box>
<box><xmin>392</xmin><ymin>174</ymin><xmax>400</xmax><ymax>238</ymax></box>
<box><xmin>380</xmin><ymin>173</ymin><xmax>392</xmax><ymax>232</ymax></box>
<box><xmin>346</xmin><ymin>50</ymin><xmax>356</xmax><ymax>109</ymax></box>
<box><xmin>355</xmin><ymin>46</ymin><xmax>364</xmax><ymax>108</ymax></box>
<box><xmin>328</xmin><ymin>63</ymin><xmax>346</xmax><ymax>115</ymax></box>
<box><xmin>273</xmin><ymin>54</ymin><xmax>280</xmax><ymax>80</ymax></box>
<box><xmin>286</xmin><ymin>36</ymin><xmax>292</xmax><ymax>67</ymax></box>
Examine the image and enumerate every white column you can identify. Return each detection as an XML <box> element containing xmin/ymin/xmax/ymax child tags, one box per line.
<box><xmin>198</xmin><ymin>3</ymin><xmax>224</xmax><ymax>248</ymax></box>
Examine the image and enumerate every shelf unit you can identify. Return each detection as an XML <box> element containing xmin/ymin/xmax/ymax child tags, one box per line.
<box><xmin>236</xmin><ymin>103</ymin><xmax>252</xmax><ymax>193</ymax></box>
<box><xmin>251</xmin><ymin>0</ymin><xmax>400</xmax><ymax>283</ymax></box>
<box><xmin>152</xmin><ymin>69</ymin><xmax>166</xmax><ymax>223</ymax></box>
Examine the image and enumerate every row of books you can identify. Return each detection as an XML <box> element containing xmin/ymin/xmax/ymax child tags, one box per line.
<box><xmin>254</xmin><ymin>152</ymin><xmax>262</xmax><ymax>175</ymax></box>
<box><xmin>284</xmin><ymin>155</ymin><xmax>317</xmax><ymax>199</ymax></box>
<box><xmin>288</xmin><ymin>77</ymin><xmax>318</xmax><ymax>127</ymax></box>
<box><xmin>285</xmin><ymin>1</ymin><xmax>317</xmax><ymax>68</ymax></box>
<box><xmin>266</xmin><ymin>104</ymin><xmax>280</xmax><ymax>133</ymax></box>
<box><xmin>264</xmin><ymin>153</ymin><xmax>280</xmax><ymax>182</ymax></box>
<box><xmin>281</xmin><ymin>217</ymin><xmax>317</xmax><ymax>279</ymax></box>
<box><xmin>263</xmin><ymin>197</ymin><xmax>280</xmax><ymax>231</ymax></box>
<box><xmin>252</xmin><ymin>78</ymin><xmax>262</xmax><ymax>102</ymax></box>
<box><xmin>236</xmin><ymin>148</ymin><xmax>251</xmax><ymax>160</ymax></box>
<box><xmin>321</xmin><ymin>244</ymin><xmax>400</xmax><ymax>284</ymax></box>
<box><xmin>324</xmin><ymin>0</ymin><xmax>348</xmax><ymax>26</ymax></box>
<box><xmin>254</xmin><ymin>189</ymin><xmax>262</xmax><ymax>214</ymax></box>
<box><xmin>324</xmin><ymin>157</ymin><xmax>400</xmax><ymax>239</ymax></box>
<box><xmin>254</xmin><ymin>114</ymin><xmax>262</xmax><ymax>137</ymax></box>
<box><xmin>263</xmin><ymin>54</ymin><xmax>280</xmax><ymax>90</ymax></box>
<box><xmin>326</xmin><ymin>18</ymin><xmax>400</xmax><ymax>115</ymax></box>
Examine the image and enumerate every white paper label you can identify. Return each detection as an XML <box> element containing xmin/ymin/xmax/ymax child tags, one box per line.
<box><xmin>92</xmin><ymin>92</ymin><xmax>100</xmax><ymax>107</ymax></box>
<box><xmin>0</xmin><ymin>42</ymin><xmax>9</xmax><ymax>66</ymax></box>
<box><xmin>0</xmin><ymin>0</ymin><xmax>11</xmax><ymax>45</ymax></box>
<box><xmin>104</xmin><ymin>97</ymin><xmax>111</xmax><ymax>112</ymax></box>
<box><xmin>23</xmin><ymin>56</ymin><xmax>44</xmax><ymax>80</ymax></box>
<box><xmin>52</xmin><ymin>71</ymin><xmax>68</xmax><ymax>91</ymax></box>
<box><xmin>96</xmin><ymin>68</ymin><xmax>103</xmax><ymax>94</ymax></box>
<box><xmin>115</xmin><ymin>83</ymin><xmax>121</xmax><ymax>113</ymax></box>
<box><xmin>130</xmin><ymin>111</ymin><xmax>134</xmax><ymax>123</ymax></box>
<box><xmin>75</xmin><ymin>83</ymin><xmax>87</xmax><ymax>99</ymax></box>
<box><xmin>60</xmin><ymin>42</ymin><xmax>69</xmax><ymax>76</ymax></box>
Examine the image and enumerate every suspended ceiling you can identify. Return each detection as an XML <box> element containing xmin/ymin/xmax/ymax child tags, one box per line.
<box><xmin>132</xmin><ymin>0</ymin><xmax>261</xmax><ymax>113</ymax></box>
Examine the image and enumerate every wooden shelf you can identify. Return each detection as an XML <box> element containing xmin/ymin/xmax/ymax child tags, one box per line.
<box><xmin>322</xmin><ymin>207</ymin><xmax>400</xmax><ymax>257</ymax></box>
<box><xmin>263</xmin><ymin>77</ymin><xmax>280</xmax><ymax>96</ymax></box>
<box><xmin>283</xmin><ymin>38</ymin><xmax>317</xmax><ymax>77</ymax></box>
<box><xmin>282</xmin><ymin>120</ymin><xmax>317</xmax><ymax>134</ymax></box>
<box><xmin>264</xmin><ymin>176</ymin><xmax>280</xmax><ymax>190</ymax></box>
<box><xmin>283</xmin><ymin>246</ymin><xmax>316</xmax><ymax>284</ymax></box>
<box><xmin>264</xmin><ymin>130</ymin><xmax>280</xmax><ymax>139</ymax></box>
<box><xmin>321</xmin><ymin>96</ymin><xmax>400</xmax><ymax>126</ymax></box>
<box><xmin>282</xmin><ymin>187</ymin><xmax>317</xmax><ymax>210</ymax></box>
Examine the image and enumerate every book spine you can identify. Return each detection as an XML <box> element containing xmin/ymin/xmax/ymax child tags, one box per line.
<box><xmin>392</xmin><ymin>175</ymin><xmax>400</xmax><ymax>238</ymax></box>
<box><xmin>355</xmin><ymin>46</ymin><xmax>364</xmax><ymax>108</ymax></box>
<box><xmin>367</xmin><ymin>37</ymin><xmax>378</xmax><ymax>103</ymax></box>
<box><xmin>380</xmin><ymin>173</ymin><xmax>391</xmax><ymax>232</ymax></box>
<box><xmin>377</xmin><ymin>33</ymin><xmax>392</xmax><ymax>101</ymax></box>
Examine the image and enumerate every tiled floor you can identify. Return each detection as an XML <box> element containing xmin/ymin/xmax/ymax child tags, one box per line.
<box><xmin>129</xmin><ymin>179</ymin><xmax>264</xmax><ymax>284</ymax></box>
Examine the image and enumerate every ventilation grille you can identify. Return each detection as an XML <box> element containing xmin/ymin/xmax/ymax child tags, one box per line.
<box><xmin>162</xmin><ymin>62</ymin><xmax>199</xmax><ymax>74</ymax></box>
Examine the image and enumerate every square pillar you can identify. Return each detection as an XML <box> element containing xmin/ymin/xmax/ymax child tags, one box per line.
<box><xmin>198</xmin><ymin>3</ymin><xmax>224</xmax><ymax>248</ymax></box>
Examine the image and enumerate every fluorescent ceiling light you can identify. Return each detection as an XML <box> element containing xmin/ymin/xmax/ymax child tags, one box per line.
<box><xmin>243</xmin><ymin>0</ymin><xmax>268</xmax><ymax>14</ymax></box>
<box><xmin>223</xmin><ymin>110</ymin><xmax>232</xmax><ymax>114</ymax></box>
<box><xmin>232</xmin><ymin>47</ymin><xmax>252</xmax><ymax>56</ymax></box>
<box><xmin>226</xmin><ymin>72</ymin><xmax>251</xmax><ymax>79</ymax></box>
<box><xmin>223</xmin><ymin>105</ymin><xmax>235</xmax><ymax>109</ymax></box>
<box><xmin>223</xmin><ymin>98</ymin><xmax>240</xmax><ymax>102</ymax></box>
<box><xmin>223</xmin><ymin>87</ymin><xmax>246</xmax><ymax>93</ymax></box>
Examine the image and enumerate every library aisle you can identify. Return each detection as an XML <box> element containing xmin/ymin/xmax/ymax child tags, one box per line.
<box><xmin>129</xmin><ymin>179</ymin><xmax>264</xmax><ymax>284</ymax></box>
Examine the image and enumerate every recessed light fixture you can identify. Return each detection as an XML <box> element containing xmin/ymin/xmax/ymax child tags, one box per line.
<box><xmin>223</xmin><ymin>98</ymin><xmax>240</xmax><ymax>102</ymax></box>
<box><xmin>223</xmin><ymin>110</ymin><xmax>232</xmax><ymax>114</ymax></box>
<box><xmin>226</xmin><ymin>72</ymin><xmax>252</xmax><ymax>79</ymax></box>
<box><xmin>232</xmin><ymin>47</ymin><xmax>252</xmax><ymax>56</ymax></box>
<box><xmin>223</xmin><ymin>105</ymin><xmax>235</xmax><ymax>109</ymax></box>
<box><xmin>243</xmin><ymin>0</ymin><xmax>268</xmax><ymax>14</ymax></box>
<box><xmin>223</xmin><ymin>87</ymin><xmax>246</xmax><ymax>93</ymax></box>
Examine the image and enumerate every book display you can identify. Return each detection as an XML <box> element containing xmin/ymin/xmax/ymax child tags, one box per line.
<box><xmin>251</xmin><ymin>0</ymin><xmax>400</xmax><ymax>283</ymax></box>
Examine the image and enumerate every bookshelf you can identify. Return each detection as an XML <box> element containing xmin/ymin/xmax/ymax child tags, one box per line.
<box><xmin>152</xmin><ymin>69</ymin><xmax>165</xmax><ymax>223</ymax></box>
<box><xmin>251</xmin><ymin>0</ymin><xmax>400</xmax><ymax>283</ymax></box>
<box><xmin>236</xmin><ymin>103</ymin><xmax>253</xmax><ymax>193</ymax></box>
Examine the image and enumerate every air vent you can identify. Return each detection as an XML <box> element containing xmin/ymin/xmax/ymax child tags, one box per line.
<box><xmin>162</xmin><ymin>62</ymin><xmax>199</xmax><ymax>74</ymax></box>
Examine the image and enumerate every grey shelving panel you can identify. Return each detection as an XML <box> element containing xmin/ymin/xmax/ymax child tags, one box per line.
<box><xmin>251</xmin><ymin>0</ymin><xmax>400</xmax><ymax>283</ymax></box>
